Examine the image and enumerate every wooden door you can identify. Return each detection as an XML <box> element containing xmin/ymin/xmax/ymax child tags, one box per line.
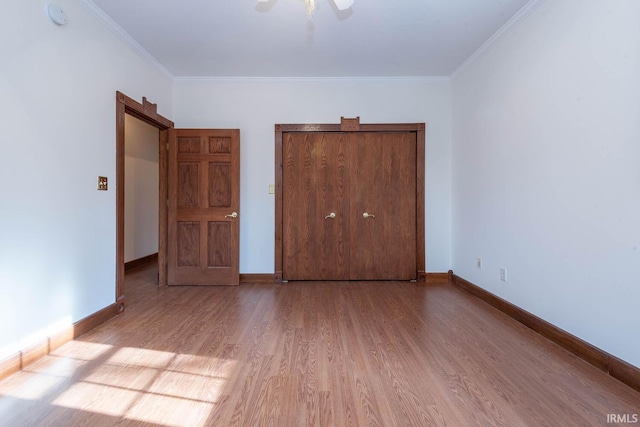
<box><xmin>349</xmin><ymin>133</ymin><xmax>416</xmax><ymax>280</ymax></box>
<box><xmin>167</xmin><ymin>129</ymin><xmax>240</xmax><ymax>286</ymax></box>
<box><xmin>275</xmin><ymin>123</ymin><xmax>425</xmax><ymax>282</ymax></box>
<box><xmin>282</xmin><ymin>133</ymin><xmax>350</xmax><ymax>280</ymax></box>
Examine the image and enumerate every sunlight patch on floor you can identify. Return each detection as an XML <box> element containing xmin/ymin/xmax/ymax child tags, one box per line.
<box><xmin>171</xmin><ymin>352</ymin><xmax>237</xmax><ymax>378</ymax></box>
<box><xmin>107</xmin><ymin>347</ymin><xmax>176</xmax><ymax>369</ymax></box>
<box><xmin>52</xmin><ymin>341</ymin><xmax>113</xmax><ymax>362</ymax></box>
<box><xmin>83</xmin><ymin>363</ymin><xmax>160</xmax><ymax>390</ymax></box>
<box><xmin>52</xmin><ymin>382</ymin><xmax>141</xmax><ymax>417</ymax></box>
<box><xmin>125</xmin><ymin>393</ymin><xmax>215</xmax><ymax>427</ymax></box>
<box><xmin>146</xmin><ymin>370</ymin><xmax>227</xmax><ymax>402</ymax></box>
<box><xmin>0</xmin><ymin>371</ymin><xmax>66</xmax><ymax>400</ymax></box>
<box><xmin>0</xmin><ymin>355</ymin><xmax>88</xmax><ymax>401</ymax></box>
<box><xmin>26</xmin><ymin>355</ymin><xmax>87</xmax><ymax>378</ymax></box>
<box><xmin>48</xmin><ymin>346</ymin><xmax>234</xmax><ymax>425</ymax></box>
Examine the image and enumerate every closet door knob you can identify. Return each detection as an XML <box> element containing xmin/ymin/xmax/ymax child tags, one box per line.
<box><xmin>362</xmin><ymin>212</ymin><xmax>375</xmax><ymax>219</ymax></box>
<box><xmin>325</xmin><ymin>212</ymin><xmax>336</xmax><ymax>219</ymax></box>
<box><xmin>225</xmin><ymin>212</ymin><xmax>238</xmax><ymax>219</ymax></box>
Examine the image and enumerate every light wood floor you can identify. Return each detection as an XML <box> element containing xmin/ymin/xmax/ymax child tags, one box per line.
<box><xmin>1</xmin><ymin>264</ymin><xmax>639</xmax><ymax>426</ymax></box>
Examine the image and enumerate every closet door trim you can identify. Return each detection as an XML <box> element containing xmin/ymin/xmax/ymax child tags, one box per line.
<box><xmin>275</xmin><ymin>122</ymin><xmax>426</xmax><ymax>282</ymax></box>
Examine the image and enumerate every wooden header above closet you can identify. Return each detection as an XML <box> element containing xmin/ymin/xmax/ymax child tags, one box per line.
<box><xmin>340</xmin><ymin>116</ymin><xmax>360</xmax><ymax>131</ymax></box>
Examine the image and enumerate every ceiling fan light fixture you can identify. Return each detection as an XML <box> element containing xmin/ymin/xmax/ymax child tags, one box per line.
<box><xmin>256</xmin><ymin>0</ymin><xmax>353</xmax><ymax>17</ymax></box>
<box><xmin>332</xmin><ymin>0</ymin><xmax>354</xmax><ymax>11</ymax></box>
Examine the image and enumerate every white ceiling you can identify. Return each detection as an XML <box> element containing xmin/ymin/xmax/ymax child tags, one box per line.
<box><xmin>86</xmin><ymin>0</ymin><xmax>533</xmax><ymax>78</ymax></box>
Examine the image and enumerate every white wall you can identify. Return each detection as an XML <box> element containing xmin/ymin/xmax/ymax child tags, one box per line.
<box><xmin>0</xmin><ymin>1</ymin><xmax>172</xmax><ymax>360</ymax></box>
<box><xmin>125</xmin><ymin>115</ymin><xmax>159</xmax><ymax>262</ymax></box>
<box><xmin>452</xmin><ymin>0</ymin><xmax>640</xmax><ymax>368</ymax></box>
<box><xmin>172</xmin><ymin>78</ymin><xmax>452</xmax><ymax>274</ymax></box>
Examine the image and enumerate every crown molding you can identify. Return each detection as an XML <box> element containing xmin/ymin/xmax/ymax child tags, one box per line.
<box><xmin>173</xmin><ymin>76</ymin><xmax>451</xmax><ymax>84</ymax></box>
<box><xmin>76</xmin><ymin>0</ymin><xmax>174</xmax><ymax>81</ymax></box>
<box><xmin>450</xmin><ymin>0</ymin><xmax>545</xmax><ymax>79</ymax></box>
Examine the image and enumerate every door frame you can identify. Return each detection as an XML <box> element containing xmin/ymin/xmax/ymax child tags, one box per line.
<box><xmin>116</xmin><ymin>92</ymin><xmax>174</xmax><ymax>304</ymax></box>
<box><xmin>274</xmin><ymin>122</ymin><xmax>426</xmax><ymax>282</ymax></box>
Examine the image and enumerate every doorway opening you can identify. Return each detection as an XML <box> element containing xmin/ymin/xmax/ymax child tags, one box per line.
<box><xmin>124</xmin><ymin>115</ymin><xmax>160</xmax><ymax>271</ymax></box>
<box><xmin>115</xmin><ymin>92</ymin><xmax>173</xmax><ymax>306</ymax></box>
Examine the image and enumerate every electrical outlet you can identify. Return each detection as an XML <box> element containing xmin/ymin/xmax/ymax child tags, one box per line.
<box><xmin>477</xmin><ymin>257</ymin><xmax>482</xmax><ymax>269</ymax></box>
<box><xmin>500</xmin><ymin>267</ymin><xmax>507</xmax><ymax>282</ymax></box>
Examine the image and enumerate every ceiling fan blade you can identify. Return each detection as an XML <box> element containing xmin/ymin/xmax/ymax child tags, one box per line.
<box><xmin>333</xmin><ymin>0</ymin><xmax>354</xmax><ymax>10</ymax></box>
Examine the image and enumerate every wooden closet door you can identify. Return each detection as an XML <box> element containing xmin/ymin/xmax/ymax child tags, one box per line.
<box><xmin>282</xmin><ymin>133</ymin><xmax>349</xmax><ymax>280</ymax></box>
<box><xmin>349</xmin><ymin>132</ymin><xmax>416</xmax><ymax>280</ymax></box>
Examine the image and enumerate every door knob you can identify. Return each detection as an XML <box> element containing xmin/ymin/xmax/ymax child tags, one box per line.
<box><xmin>225</xmin><ymin>212</ymin><xmax>238</xmax><ymax>219</ymax></box>
<box><xmin>362</xmin><ymin>212</ymin><xmax>375</xmax><ymax>219</ymax></box>
<box><xmin>325</xmin><ymin>212</ymin><xmax>336</xmax><ymax>219</ymax></box>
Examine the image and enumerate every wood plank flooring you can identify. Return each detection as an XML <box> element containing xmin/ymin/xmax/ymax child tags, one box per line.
<box><xmin>1</xmin><ymin>263</ymin><xmax>639</xmax><ymax>426</ymax></box>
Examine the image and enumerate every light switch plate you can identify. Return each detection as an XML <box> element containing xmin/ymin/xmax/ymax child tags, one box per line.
<box><xmin>269</xmin><ymin>184</ymin><xmax>275</xmax><ymax>194</ymax></box>
<box><xmin>98</xmin><ymin>176</ymin><xmax>108</xmax><ymax>191</ymax></box>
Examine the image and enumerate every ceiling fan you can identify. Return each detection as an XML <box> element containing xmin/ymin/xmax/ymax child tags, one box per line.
<box><xmin>257</xmin><ymin>0</ymin><xmax>354</xmax><ymax>17</ymax></box>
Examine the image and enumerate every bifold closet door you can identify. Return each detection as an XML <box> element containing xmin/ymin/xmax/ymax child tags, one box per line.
<box><xmin>282</xmin><ymin>133</ymin><xmax>350</xmax><ymax>280</ymax></box>
<box><xmin>349</xmin><ymin>132</ymin><xmax>416</xmax><ymax>280</ymax></box>
<box><xmin>282</xmin><ymin>131</ymin><xmax>417</xmax><ymax>281</ymax></box>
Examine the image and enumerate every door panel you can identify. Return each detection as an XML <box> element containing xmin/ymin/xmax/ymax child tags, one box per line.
<box><xmin>168</xmin><ymin>129</ymin><xmax>240</xmax><ymax>286</ymax></box>
<box><xmin>207</xmin><ymin>221</ymin><xmax>231</xmax><ymax>267</ymax></box>
<box><xmin>283</xmin><ymin>133</ymin><xmax>349</xmax><ymax>280</ymax></box>
<box><xmin>209</xmin><ymin>163</ymin><xmax>231</xmax><ymax>207</ymax></box>
<box><xmin>349</xmin><ymin>133</ymin><xmax>416</xmax><ymax>280</ymax></box>
<box><xmin>178</xmin><ymin>163</ymin><xmax>199</xmax><ymax>207</ymax></box>
<box><xmin>177</xmin><ymin>221</ymin><xmax>200</xmax><ymax>267</ymax></box>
